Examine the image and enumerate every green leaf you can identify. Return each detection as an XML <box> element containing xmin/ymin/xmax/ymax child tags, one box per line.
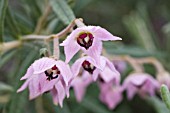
<box><xmin>123</xmin><ymin>9</ymin><xmax>156</xmax><ymax>52</ymax></box>
<box><xmin>50</xmin><ymin>0</ymin><xmax>76</xmax><ymax>25</ymax></box>
<box><xmin>6</xmin><ymin>7</ymin><xmax>21</xmax><ymax>40</ymax></box>
<box><xmin>3</xmin><ymin>50</ymin><xmax>38</xmax><ymax>113</ymax></box>
<box><xmin>146</xmin><ymin>96</ymin><xmax>170</xmax><ymax>113</ymax></box>
<box><xmin>81</xmin><ymin>97</ymin><xmax>113</xmax><ymax>113</ymax></box>
<box><xmin>0</xmin><ymin>82</ymin><xmax>13</xmax><ymax>94</ymax></box>
<box><xmin>0</xmin><ymin>49</ymin><xmax>18</xmax><ymax>68</ymax></box>
<box><xmin>160</xmin><ymin>84</ymin><xmax>170</xmax><ymax>110</ymax></box>
<box><xmin>0</xmin><ymin>0</ymin><xmax>8</xmax><ymax>42</ymax></box>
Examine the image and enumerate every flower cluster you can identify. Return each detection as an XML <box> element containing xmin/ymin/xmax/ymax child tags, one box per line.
<box><xmin>17</xmin><ymin>22</ymin><xmax>163</xmax><ymax>109</ymax></box>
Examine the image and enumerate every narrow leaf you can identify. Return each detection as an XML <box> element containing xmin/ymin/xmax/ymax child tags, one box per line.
<box><xmin>0</xmin><ymin>82</ymin><xmax>13</xmax><ymax>93</ymax></box>
<box><xmin>3</xmin><ymin>50</ymin><xmax>38</xmax><ymax>113</ymax></box>
<box><xmin>81</xmin><ymin>97</ymin><xmax>113</xmax><ymax>113</ymax></box>
<box><xmin>6</xmin><ymin>7</ymin><xmax>21</xmax><ymax>40</ymax></box>
<box><xmin>146</xmin><ymin>96</ymin><xmax>170</xmax><ymax>113</ymax></box>
<box><xmin>50</xmin><ymin>0</ymin><xmax>76</xmax><ymax>25</ymax></box>
<box><xmin>0</xmin><ymin>0</ymin><xmax>8</xmax><ymax>42</ymax></box>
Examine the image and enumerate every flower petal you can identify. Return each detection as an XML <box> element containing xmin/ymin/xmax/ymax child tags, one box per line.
<box><xmin>126</xmin><ymin>84</ymin><xmax>138</xmax><ymax>100</ymax></box>
<box><xmin>100</xmin><ymin>66</ymin><xmax>117</xmax><ymax>83</ymax></box>
<box><xmin>99</xmin><ymin>58</ymin><xmax>120</xmax><ymax>83</ymax></box>
<box><xmin>39</xmin><ymin>73</ymin><xmax>60</xmax><ymax>93</ymax></box>
<box><xmin>63</xmin><ymin>41</ymin><xmax>81</xmax><ymax>63</ymax></box>
<box><xmin>51</xmin><ymin>88</ymin><xmax>59</xmax><ymax>105</ymax></box>
<box><xmin>92</xmin><ymin>69</ymin><xmax>100</xmax><ymax>81</ymax></box>
<box><xmin>17</xmin><ymin>79</ymin><xmax>30</xmax><ymax>92</ymax></box>
<box><xmin>29</xmin><ymin>75</ymin><xmax>42</xmax><ymax>100</ymax></box>
<box><xmin>105</xmin><ymin>89</ymin><xmax>122</xmax><ymax>109</ymax></box>
<box><xmin>55</xmin><ymin>81</ymin><xmax>65</xmax><ymax>107</ymax></box>
<box><xmin>92</xmin><ymin>26</ymin><xmax>122</xmax><ymax>41</ymax></box>
<box><xmin>20</xmin><ymin>65</ymin><xmax>34</xmax><ymax>80</ymax></box>
<box><xmin>71</xmin><ymin>71</ymin><xmax>92</xmax><ymax>102</ymax></box>
<box><xmin>56</xmin><ymin>60</ymin><xmax>73</xmax><ymax>86</ymax></box>
<box><xmin>71</xmin><ymin>57</ymin><xmax>86</xmax><ymax>77</ymax></box>
<box><xmin>84</xmin><ymin>38</ymin><xmax>102</xmax><ymax>66</ymax></box>
<box><xmin>32</xmin><ymin>57</ymin><xmax>56</xmax><ymax>74</ymax></box>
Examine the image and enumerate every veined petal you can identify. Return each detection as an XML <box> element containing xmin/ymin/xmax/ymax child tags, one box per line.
<box><xmin>20</xmin><ymin>65</ymin><xmax>34</xmax><ymax>80</ymax></box>
<box><xmin>71</xmin><ymin>57</ymin><xmax>86</xmax><ymax>77</ymax></box>
<box><xmin>51</xmin><ymin>88</ymin><xmax>59</xmax><ymax>105</ymax></box>
<box><xmin>100</xmin><ymin>66</ymin><xmax>118</xmax><ymax>83</ymax></box>
<box><xmin>60</xmin><ymin>27</ymin><xmax>91</xmax><ymax>46</ymax></box>
<box><xmin>105</xmin><ymin>89</ymin><xmax>122</xmax><ymax>109</ymax></box>
<box><xmin>91</xmin><ymin>26</ymin><xmax>122</xmax><ymax>41</ymax></box>
<box><xmin>17</xmin><ymin>79</ymin><xmax>30</xmax><ymax>92</ymax></box>
<box><xmin>100</xmin><ymin>57</ymin><xmax>120</xmax><ymax>83</ymax></box>
<box><xmin>71</xmin><ymin>56</ymin><xmax>104</xmax><ymax>78</ymax></box>
<box><xmin>63</xmin><ymin>41</ymin><xmax>81</xmax><ymax>63</ymax></box>
<box><xmin>92</xmin><ymin>69</ymin><xmax>100</xmax><ymax>81</ymax></box>
<box><xmin>127</xmin><ymin>73</ymin><xmax>150</xmax><ymax>86</ymax></box>
<box><xmin>33</xmin><ymin>57</ymin><xmax>56</xmax><ymax>74</ymax></box>
<box><xmin>39</xmin><ymin>73</ymin><xmax>60</xmax><ymax>93</ymax></box>
<box><xmin>55</xmin><ymin>81</ymin><xmax>65</xmax><ymax>107</ymax></box>
<box><xmin>71</xmin><ymin>71</ymin><xmax>92</xmax><ymax>102</ymax></box>
<box><xmin>29</xmin><ymin>75</ymin><xmax>42</xmax><ymax>100</ymax></box>
<box><xmin>84</xmin><ymin>38</ymin><xmax>102</xmax><ymax>66</ymax></box>
<box><xmin>56</xmin><ymin>60</ymin><xmax>73</xmax><ymax>86</ymax></box>
<box><xmin>126</xmin><ymin>84</ymin><xmax>138</xmax><ymax>100</ymax></box>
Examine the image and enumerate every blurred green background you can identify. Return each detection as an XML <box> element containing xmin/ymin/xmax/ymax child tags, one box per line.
<box><xmin>1</xmin><ymin>0</ymin><xmax>170</xmax><ymax>113</ymax></box>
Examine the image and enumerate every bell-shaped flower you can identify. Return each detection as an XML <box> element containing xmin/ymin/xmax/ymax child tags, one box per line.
<box><xmin>17</xmin><ymin>57</ymin><xmax>73</xmax><ymax>105</ymax></box>
<box><xmin>71</xmin><ymin>71</ymin><xmax>93</xmax><ymax>102</ymax></box>
<box><xmin>98</xmin><ymin>78</ymin><xmax>123</xmax><ymax>109</ymax></box>
<box><xmin>60</xmin><ymin>26</ymin><xmax>122</xmax><ymax>64</ymax></box>
<box><xmin>71</xmin><ymin>56</ymin><xmax>120</xmax><ymax>83</ymax></box>
<box><xmin>122</xmin><ymin>72</ymin><xmax>160</xmax><ymax>100</ymax></box>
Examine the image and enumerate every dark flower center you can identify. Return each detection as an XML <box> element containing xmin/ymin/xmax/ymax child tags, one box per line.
<box><xmin>77</xmin><ymin>32</ymin><xmax>94</xmax><ymax>50</ymax></box>
<box><xmin>45</xmin><ymin>65</ymin><xmax>60</xmax><ymax>81</ymax></box>
<box><xmin>98</xmin><ymin>77</ymin><xmax>105</xmax><ymax>83</ymax></box>
<box><xmin>82</xmin><ymin>60</ymin><xmax>96</xmax><ymax>74</ymax></box>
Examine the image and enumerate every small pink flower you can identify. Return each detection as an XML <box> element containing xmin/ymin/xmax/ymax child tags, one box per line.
<box><xmin>123</xmin><ymin>72</ymin><xmax>160</xmax><ymax>100</ymax></box>
<box><xmin>71</xmin><ymin>71</ymin><xmax>93</xmax><ymax>102</ymax></box>
<box><xmin>71</xmin><ymin>56</ymin><xmax>120</xmax><ymax>82</ymax></box>
<box><xmin>98</xmin><ymin>79</ymin><xmax>123</xmax><ymax>109</ymax></box>
<box><xmin>60</xmin><ymin>26</ymin><xmax>122</xmax><ymax>63</ymax></box>
<box><xmin>17</xmin><ymin>57</ymin><xmax>73</xmax><ymax>106</ymax></box>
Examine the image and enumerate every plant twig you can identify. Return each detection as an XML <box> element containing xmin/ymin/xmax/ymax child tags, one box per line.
<box><xmin>0</xmin><ymin>18</ymin><xmax>76</xmax><ymax>53</ymax></box>
<box><xmin>53</xmin><ymin>38</ymin><xmax>59</xmax><ymax>59</ymax></box>
<box><xmin>137</xmin><ymin>57</ymin><xmax>165</xmax><ymax>73</ymax></box>
<box><xmin>102</xmin><ymin>49</ymin><xmax>143</xmax><ymax>72</ymax></box>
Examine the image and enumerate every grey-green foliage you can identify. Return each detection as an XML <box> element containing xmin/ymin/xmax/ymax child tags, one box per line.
<box><xmin>50</xmin><ymin>0</ymin><xmax>76</xmax><ymax>25</ymax></box>
<box><xmin>146</xmin><ymin>96</ymin><xmax>170</xmax><ymax>113</ymax></box>
<box><xmin>3</xmin><ymin>50</ymin><xmax>38</xmax><ymax>113</ymax></box>
<box><xmin>0</xmin><ymin>0</ymin><xmax>8</xmax><ymax>42</ymax></box>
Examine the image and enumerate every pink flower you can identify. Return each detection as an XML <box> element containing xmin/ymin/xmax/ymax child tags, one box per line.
<box><xmin>98</xmin><ymin>79</ymin><xmax>123</xmax><ymax>109</ymax></box>
<box><xmin>122</xmin><ymin>72</ymin><xmax>160</xmax><ymax>100</ymax></box>
<box><xmin>17</xmin><ymin>57</ymin><xmax>73</xmax><ymax>106</ymax></box>
<box><xmin>60</xmin><ymin>26</ymin><xmax>122</xmax><ymax>63</ymax></box>
<box><xmin>71</xmin><ymin>56</ymin><xmax>120</xmax><ymax>83</ymax></box>
<box><xmin>71</xmin><ymin>71</ymin><xmax>93</xmax><ymax>102</ymax></box>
